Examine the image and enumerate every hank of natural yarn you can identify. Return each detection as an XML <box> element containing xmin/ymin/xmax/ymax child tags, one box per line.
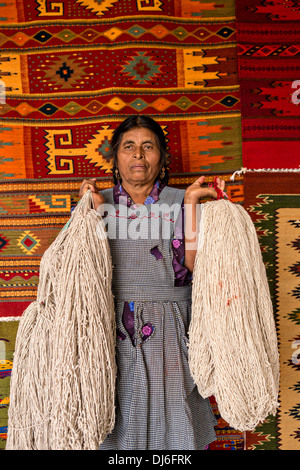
<box><xmin>6</xmin><ymin>190</ymin><xmax>117</xmax><ymax>450</ymax></box>
<box><xmin>189</xmin><ymin>199</ymin><xmax>279</xmax><ymax>431</ymax></box>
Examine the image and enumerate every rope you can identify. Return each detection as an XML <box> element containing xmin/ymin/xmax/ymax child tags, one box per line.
<box><xmin>189</xmin><ymin>199</ymin><xmax>280</xmax><ymax>431</ymax></box>
<box><xmin>6</xmin><ymin>190</ymin><xmax>116</xmax><ymax>450</ymax></box>
<box><xmin>230</xmin><ymin>166</ymin><xmax>300</xmax><ymax>181</ymax></box>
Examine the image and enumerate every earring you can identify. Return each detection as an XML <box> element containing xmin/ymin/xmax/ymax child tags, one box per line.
<box><xmin>115</xmin><ymin>168</ymin><xmax>121</xmax><ymax>180</ymax></box>
<box><xmin>159</xmin><ymin>167</ymin><xmax>165</xmax><ymax>179</ymax></box>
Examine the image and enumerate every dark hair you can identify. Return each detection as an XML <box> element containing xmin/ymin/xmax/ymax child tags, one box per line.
<box><xmin>110</xmin><ymin>115</ymin><xmax>170</xmax><ymax>185</ymax></box>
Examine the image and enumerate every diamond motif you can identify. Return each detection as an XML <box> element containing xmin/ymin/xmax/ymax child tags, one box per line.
<box><xmin>198</xmin><ymin>96</ymin><xmax>216</xmax><ymax>109</ymax></box>
<box><xmin>173</xmin><ymin>27</ymin><xmax>189</xmax><ymax>40</ymax></box>
<box><xmin>260</xmin><ymin>46</ymin><xmax>274</xmax><ymax>56</ymax></box>
<box><xmin>149</xmin><ymin>25</ymin><xmax>169</xmax><ymax>39</ymax></box>
<box><xmin>57</xmin><ymin>29</ymin><xmax>76</xmax><ymax>43</ymax></box>
<box><xmin>130</xmin><ymin>98</ymin><xmax>148</xmax><ymax>111</ymax></box>
<box><xmin>285</xmin><ymin>46</ymin><xmax>300</xmax><ymax>56</ymax></box>
<box><xmin>85</xmin><ymin>100</ymin><xmax>102</xmax><ymax>114</ymax></box>
<box><xmin>175</xmin><ymin>96</ymin><xmax>192</xmax><ymax>110</ymax></box>
<box><xmin>103</xmin><ymin>27</ymin><xmax>123</xmax><ymax>41</ymax></box>
<box><xmin>11</xmin><ymin>32</ymin><xmax>29</xmax><ymax>46</ymax></box>
<box><xmin>15</xmin><ymin>102</ymin><xmax>35</xmax><ymax>117</ymax></box>
<box><xmin>39</xmin><ymin>103</ymin><xmax>59</xmax><ymax>116</ymax></box>
<box><xmin>217</xmin><ymin>27</ymin><xmax>235</xmax><ymax>39</ymax></box>
<box><xmin>128</xmin><ymin>25</ymin><xmax>146</xmax><ymax>37</ymax></box>
<box><xmin>152</xmin><ymin>97</ymin><xmax>171</xmax><ymax>111</ymax></box>
<box><xmin>121</xmin><ymin>51</ymin><xmax>162</xmax><ymax>84</ymax></box>
<box><xmin>80</xmin><ymin>29</ymin><xmax>100</xmax><ymax>42</ymax></box>
<box><xmin>33</xmin><ymin>30</ymin><xmax>52</xmax><ymax>43</ymax></box>
<box><xmin>106</xmin><ymin>97</ymin><xmax>126</xmax><ymax>111</ymax></box>
<box><xmin>63</xmin><ymin>101</ymin><xmax>82</xmax><ymax>115</ymax></box>
<box><xmin>194</xmin><ymin>28</ymin><xmax>211</xmax><ymax>41</ymax></box>
<box><xmin>220</xmin><ymin>96</ymin><xmax>239</xmax><ymax>107</ymax></box>
<box><xmin>17</xmin><ymin>231</ymin><xmax>41</xmax><ymax>254</ymax></box>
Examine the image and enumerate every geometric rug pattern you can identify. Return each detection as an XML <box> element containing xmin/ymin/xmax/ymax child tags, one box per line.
<box><xmin>243</xmin><ymin>172</ymin><xmax>300</xmax><ymax>450</ymax></box>
<box><xmin>235</xmin><ymin>0</ymin><xmax>300</xmax><ymax>170</ymax></box>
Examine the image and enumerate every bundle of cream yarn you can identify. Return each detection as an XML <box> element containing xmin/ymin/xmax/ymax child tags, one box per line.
<box><xmin>6</xmin><ymin>190</ymin><xmax>116</xmax><ymax>450</ymax></box>
<box><xmin>189</xmin><ymin>199</ymin><xmax>280</xmax><ymax>431</ymax></box>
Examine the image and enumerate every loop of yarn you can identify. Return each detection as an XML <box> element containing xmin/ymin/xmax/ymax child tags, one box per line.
<box><xmin>6</xmin><ymin>190</ymin><xmax>117</xmax><ymax>450</ymax></box>
<box><xmin>189</xmin><ymin>199</ymin><xmax>280</xmax><ymax>431</ymax></box>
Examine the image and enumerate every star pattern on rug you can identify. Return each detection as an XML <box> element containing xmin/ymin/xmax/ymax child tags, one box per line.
<box><xmin>120</xmin><ymin>51</ymin><xmax>162</xmax><ymax>84</ymax></box>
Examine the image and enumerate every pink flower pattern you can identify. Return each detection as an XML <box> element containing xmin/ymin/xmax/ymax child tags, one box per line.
<box><xmin>172</xmin><ymin>239</ymin><xmax>181</xmax><ymax>249</ymax></box>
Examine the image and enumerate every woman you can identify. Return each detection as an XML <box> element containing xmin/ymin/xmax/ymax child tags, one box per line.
<box><xmin>79</xmin><ymin>115</ymin><xmax>225</xmax><ymax>450</ymax></box>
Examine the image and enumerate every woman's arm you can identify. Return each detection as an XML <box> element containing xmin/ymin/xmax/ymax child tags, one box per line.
<box><xmin>183</xmin><ymin>176</ymin><xmax>225</xmax><ymax>272</ymax></box>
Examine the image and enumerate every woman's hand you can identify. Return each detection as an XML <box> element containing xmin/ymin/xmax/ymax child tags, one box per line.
<box><xmin>184</xmin><ymin>175</ymin><xmax>226</xmax><ymax>204</ymax></box>
<box><xmin>79</xmin><ymin>178</ymin><xmax>105</xmax><ymax>211</ymax></box>
<box><xmin>184</xmin><ymin>176</ymin><xmax>226</xmax><ymax>272</ymax></box>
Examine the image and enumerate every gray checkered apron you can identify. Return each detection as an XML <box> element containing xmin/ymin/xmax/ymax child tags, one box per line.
<box><xmin>99</xmin><ymin>186</ymin><xmax>217</xmax><ymax>450</ymax></box>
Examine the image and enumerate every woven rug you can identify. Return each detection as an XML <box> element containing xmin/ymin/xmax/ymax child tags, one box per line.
<box><xmin>0</xmin><ymin>0</ymin><xmax>245</xmax><ymax>450</ymax></box>
<box><xmin>0</xmin><ymin>1</ymin><xmax>242</xmax><ymax>180</ymax></box>
<box><xmin>243</xmin><ymin>171</ymin><xmax>300</xmax><ymax>450</ymax></box>
<box><xmin>235</xmin><ymin>0</ymin><xmax>300</xmax><ymax>169</ymax></box>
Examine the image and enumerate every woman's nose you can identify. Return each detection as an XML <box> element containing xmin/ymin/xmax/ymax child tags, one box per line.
<box><xmin>134</xmin><ymin>147</ymin><xmax>144</xmax><ymax>159</ymax></box>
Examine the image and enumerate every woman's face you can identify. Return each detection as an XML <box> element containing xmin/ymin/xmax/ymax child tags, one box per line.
<box><xmin>116</xmin><ymin>127</ymin><xmax>162</xmax><ymax>187</ymax></box>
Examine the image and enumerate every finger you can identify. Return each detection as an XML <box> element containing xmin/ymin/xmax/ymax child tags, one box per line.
<box><xmin>85</xmin><ymin>178</ymin><xmax>98</xmax><ymax>192</ymax></box>
<box><xmin>83</xmin><ymin>177</ymin><xmax>97</xmax><ymax>183</ymax></box>
<box><xmin>80</xmin><ymin>181</ymin><xmax>97</xmax><ymax>196</ymax></box>
<box><xmin>192</xmin><ymin>175</ymin><xmax>205</xmax><ymax>186</ymax></box>
<box><xmin>216</xmin><ymin>178</ymin><xmax>225</xmax><ymax>191</ymax></box>
<box><xmin>215</xmin><ymin>177</ymin><xmax>226</xmax><ymax>191</ymax></box>
<box><xmin>86</xmin><ymin>184</ymin><xmax>97</xmax><ymax>192</ymax></box>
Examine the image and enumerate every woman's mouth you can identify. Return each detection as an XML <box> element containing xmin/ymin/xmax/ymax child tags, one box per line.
<box><xmin>131</xmin><ymin>165</ymin><xmax>146</xmax><ymax>169</ymax></box>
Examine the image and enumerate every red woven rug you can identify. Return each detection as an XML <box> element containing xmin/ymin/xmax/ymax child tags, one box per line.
<box><xmin>235</xmin><ymin>0</ymin><xmax>300</xmax><ymax>169</ymax></box>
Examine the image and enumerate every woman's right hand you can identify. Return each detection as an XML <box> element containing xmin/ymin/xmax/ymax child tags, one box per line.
<box><xmin>79</xmin><ymin>178</ymin><xmax>105</xmax><ymax>210</ymax></box>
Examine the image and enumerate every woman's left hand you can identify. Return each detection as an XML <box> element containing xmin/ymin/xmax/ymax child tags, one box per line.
<box><xmin>184</xmin><ymin>175</ymin><xmax>226</xmax><ymax>203</ymax></box>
